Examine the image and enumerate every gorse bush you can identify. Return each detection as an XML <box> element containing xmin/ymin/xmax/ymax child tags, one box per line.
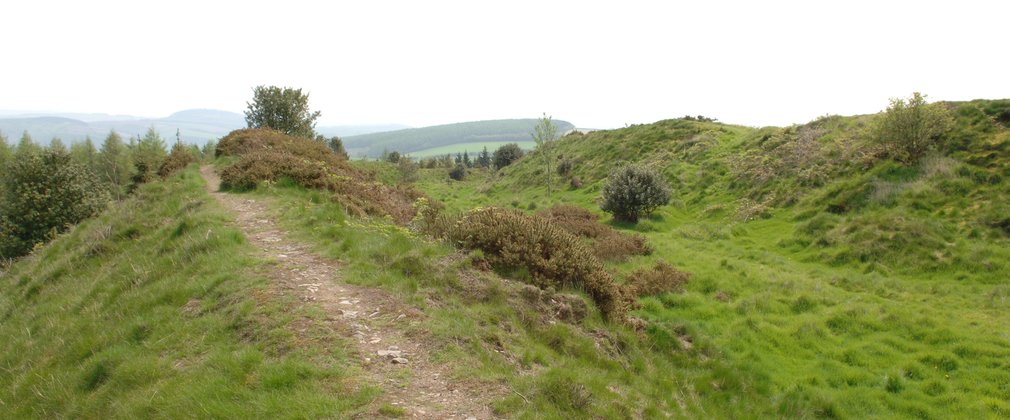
<box><xmin>216</xmin><ymin>128</ymin><xmax>340</xmax><ymax>165</ymax></box>
<box><xmin>600</xmin><ymin>164</ymin><xmax>671</xmax><ymax>223</ymax></box>
<box><xmin>537</xmin><ymin>205</ymin><xmax>651</xmax><ymax>261</ymax></box>
<box><xmin>0</xmin><ymin>150</ymin><xmax>109</xmax><ymax>258</ymax></box>
<box><xmin>220</xmin><ymin>151</ymin><xmax>331</xmax><ymax>190</ymax></box>
<box><xmin>158</xmin><ymin>142</ymin><xmax>196</xmax><ymax>178</ymax></box>
<box><xmin>217</xmin><ymin>128</ymin><xmax>423</xmax><ymax>224</ymax></box>
<box><xmin>417</xmin><ymin>205</ymin><xmax>630</xmax><ymax>321</ymax></box>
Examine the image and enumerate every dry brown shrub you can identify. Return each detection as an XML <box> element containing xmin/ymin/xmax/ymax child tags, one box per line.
<box><xmin>419</xmin><ymin>205</ymin><xmax>631</xmax><ymax>321</ymax></box>
<box><xmin>537</xmin><ymin>205</ymin><xmax>652</xmax><ymax>261</ymax></box>
<box><xmin>217</xmin><ymin>128</ymin><xmax>423</xmax><ymax>224</ymax></box>
<box><xmin>624</xmin><ymin>261</ymin><xmax>691</xmax><ymax>297</ymax></box>
<box><xmin>216</xmin><ymin>128</ymin><xmax>341</xmax><ymax>165</ymax></box>
<box><xmin>592</xmin><ymin>235</ymin><xmax>651</xmax><ymax>262</ymax></box>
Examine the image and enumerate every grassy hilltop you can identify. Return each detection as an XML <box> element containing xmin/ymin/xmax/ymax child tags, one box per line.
<box><xmin>2</xmin><ymin>99</ymin><xmax>1009</xmax><ymax>418</ymax></box>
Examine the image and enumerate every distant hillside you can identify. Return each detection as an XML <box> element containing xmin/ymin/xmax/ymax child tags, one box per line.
<box><xmin>342</xmin><ymin>119</ymin><xmax>575</xmax><ymax>158</ymax></box>
<box><xmin>0</xmin><ymin>110</ymin><xmax>405</xmax><ymax>145</ymax></box>
<box><xmin>316</xmin><ymin>124</ymin><xmax>411</xmax><ymax>138</ymax></box>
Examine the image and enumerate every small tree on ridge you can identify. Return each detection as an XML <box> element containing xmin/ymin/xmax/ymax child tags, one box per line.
<box><xmin>244</xmin><ymin>85</ymin><xmax>321</xmax><ymax>138</ymax></box>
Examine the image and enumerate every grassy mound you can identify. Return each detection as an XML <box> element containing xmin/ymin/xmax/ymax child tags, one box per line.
<box><xmin>216</xmin><ymin>128</ymin><xmax>423</xmax><ymax>223</ymax></box>
<box><xmin>0</xmin><ymin>167</ymin><xmax>371</xmax><ymax>417</ymax></box>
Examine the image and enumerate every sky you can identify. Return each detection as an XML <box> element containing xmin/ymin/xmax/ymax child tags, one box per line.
<box><xmin>2</xmin><ymin>0</ymin><xmax>1008</xmax><ymax>129</ymax></box>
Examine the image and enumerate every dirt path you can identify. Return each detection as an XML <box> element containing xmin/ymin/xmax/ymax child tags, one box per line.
<box><xmin>200</xmin><ymin>166</ymin><xmax>497</xmax><ymax>419</ymax></box>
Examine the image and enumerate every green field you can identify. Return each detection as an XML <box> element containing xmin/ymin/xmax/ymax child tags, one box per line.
<box><xmin>407</xmin><ymin>141</ymin><xmax>536</xmax><ymax>158</ymax></box>
<box><xmin>343</xmin><ymin>119</ymin><xmax>573</xmax><ymax>158</ymax></box>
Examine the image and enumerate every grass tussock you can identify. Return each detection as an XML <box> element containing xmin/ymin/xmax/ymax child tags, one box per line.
<box><xmin>216</xmin><ymin>128</ymin><xmax>423</xmax><ymax>223</ymax></box>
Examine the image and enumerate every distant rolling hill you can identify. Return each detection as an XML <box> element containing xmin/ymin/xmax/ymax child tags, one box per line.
<box><xmin>0</xmin><ymin>109</ymin><xmax>405</xmax><ymax>146</ymax></box>
<box><xmin>342</xmin><ymin>119</ymin><xmax>575</xmax><ymax>158</ymax></box>
<box><xmin>316</xmin><ymin>124</ymin><xmax>411</xmax><ymax>138</ymax></box>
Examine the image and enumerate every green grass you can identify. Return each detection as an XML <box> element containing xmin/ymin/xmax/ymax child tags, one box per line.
<box><xmin>243</xmin><ymin>178</ymin><xmax>782</xmax><ymax>418</ymax></box>
<box><xmin>6</xmin><ymin>99</ymin><xmax>1010</xmax><ymax>418</ymax></box>
<box><xmin>405</xmin><ymin>103</ymin><xmax>1010</xmax><ymax>417</ymax></box>
<box><xmin>413</xmin><ymin>167</ymin><xmax>1010</xmax><ymax>417</ymax></box>
<box><xmin>407</xmin><ymin>141</ymin><xmax>536</xmax><ymax>158</ymax></box>
<box><xmin>0</xmin><ymin>166</ymin><xmax>374</xmax><ymax>418</ymax></box>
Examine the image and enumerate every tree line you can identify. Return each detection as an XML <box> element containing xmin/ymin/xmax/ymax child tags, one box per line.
<box><xmin>0</xmin><ymin>127</ymin><xmax>205</xmax><ymax>259</ymax></box>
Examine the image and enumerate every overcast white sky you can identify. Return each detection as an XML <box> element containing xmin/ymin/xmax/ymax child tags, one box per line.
<box><xmin>2</xmin><ymin>0</ymin><xmax>1008</xmax><ymax>128</ymax></box>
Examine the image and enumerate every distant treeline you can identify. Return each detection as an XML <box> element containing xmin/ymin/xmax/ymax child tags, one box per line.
<box><xmin>344</xmin><ymin>119</ymin><xmax>574</xmax><ymax>158</ymax></box>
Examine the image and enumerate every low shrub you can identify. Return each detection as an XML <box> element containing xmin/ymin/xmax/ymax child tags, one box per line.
<box><xmin>218</xmin><ymin>128</ymin><xmax>423</xmax><ymax>224</ymax></box>
<box><xmin>449</xmin><ymin>164</ymin><xmax>466</xmax><ymax>181</ymax></box>
<box><xmin>593</xmin><ymin>236</ymin><xmax>652</xmax><ymax>261</ymax></box>
<box><xmin>600</xmin><ymin>164</ymin><xmax>671</xmax><ymax>223</ymax></box>
<box><xmin>216</xmin><ymin>128</ymin><xmax>341</xmax><ymax>167</ymax></box>
<box><xmin>537</xmin><ymin>205</ymin><xmax>652</xmax><ymax>261</ymax></box>
<box><xmin>493</xmin><ymin>143</ymin><xmax>524</xmax><ymax>169</ymax></box>
<box><xmin>557</xmin><ymin>158</ymin><xmax>574</xmax><ymax>176</ymax></box>
<box><xmin>220</xmin><ymin>151</ymin><xmax>331</xmax><ymax>190</ymax></box>
<box><xmin>418</xmin><ymin>205</ymin><xmax>630</xmax><ymax>321</ymax></box>
<box><xmin>624</xmin><ymin>261</ymin><xmax>691</xmax><ymax>297</ymax></box>
<box><xmin>398</xmin><ymin>158</ymin><xmax>419</xmax><ymax>183</ymax></box>
<box><xmin>158</xmin><ymin>142</ymin><xmax>196</xmax><ymax>178</ymax></box>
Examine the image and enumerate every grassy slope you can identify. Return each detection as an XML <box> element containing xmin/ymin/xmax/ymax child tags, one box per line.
<box><xmin>343</xmin><ymin>119</ymin><xmax>574</xmax><ymax>158</ymax></box>
<box><xmin>5</xmin><ymin>100</ymin><xmax>1009</xmax><ymax>418</ymax></box>
<box><xmin>243</xmin><ymin>178</ymin><xmax>782</xmax><ymax>418</ymax></box>
<box><xmin>414</xmin><ymin>101</ymin><xmax>1010</xmax><ymax>417</ymax></box>
<box><xmin>0</xmin><ymin>167</ymin><xmax>373</xmax><ymax>418</ymax></box>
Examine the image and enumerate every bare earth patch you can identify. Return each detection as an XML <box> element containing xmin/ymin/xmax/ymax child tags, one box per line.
<box><xmin>200</xmin><ymin>166</ymin><xmax>499</xmax><ymax>419</ymax></box>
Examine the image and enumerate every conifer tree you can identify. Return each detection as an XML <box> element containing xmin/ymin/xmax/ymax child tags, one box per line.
<box><xmin>16</xmin><ymin>131</ymin><xmax>40</xmax><ymax>156</ymax></box>
<box><xmin>477</xmin><ymin>146</ymin><xmax>491</xmax><ymax>168</ymax></box>
<box><xmin>70</xmin><ymin>136</ymin><xmax>98</xmax><ymax>171</ymax></box>
<box><xmin>99</xmin><ymin>130</ymin><xmax>133</xmax><ymax>199</ymax></box>
<box><xmin>0</xmin><ymin>131</ymin><xmax>11</xmax><ymax>169</ymax></box>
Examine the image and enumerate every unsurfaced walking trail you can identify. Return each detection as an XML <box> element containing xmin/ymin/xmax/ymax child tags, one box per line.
<box><xmin>200</xmin><ymin>166</ymin><xmax>498</xmax><ymax>419</ymax></box>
